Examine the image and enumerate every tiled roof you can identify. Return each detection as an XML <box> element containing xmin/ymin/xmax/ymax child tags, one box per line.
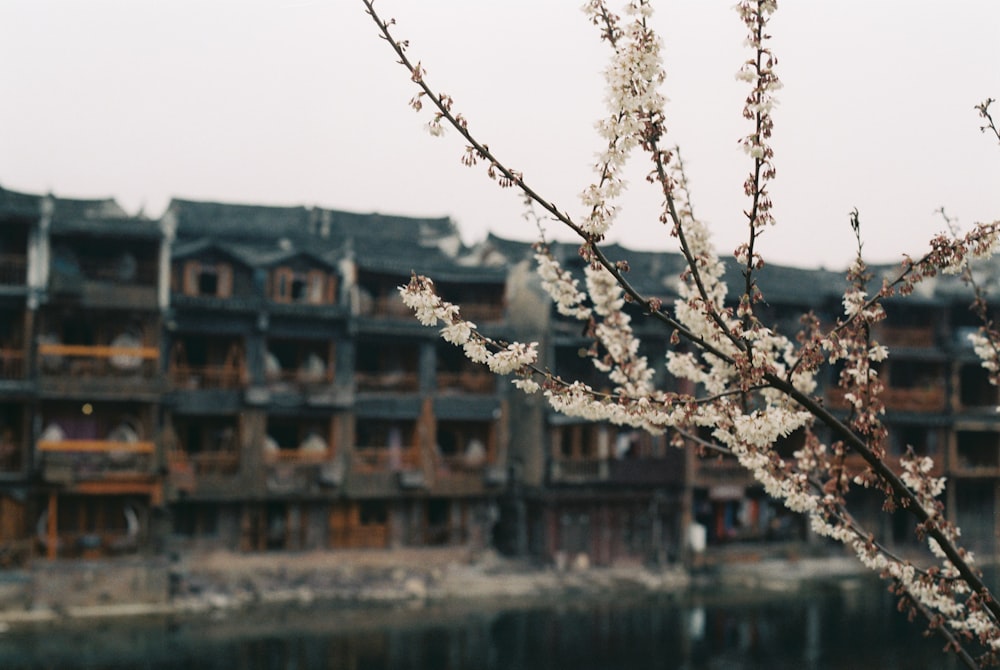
<box><xmin>0</xmin><ymin>186</ymin><xmax>42</xmax><ymax>218</ymax></box>
<box><xmin>168</xmin><ymin>198</ymin><xmax>312</xmax><ymax>241</ymax></box>
<box><xmin>0</xmin><ymin>185</ymin><xmax>131</xmax><ymax>225</ymax></box>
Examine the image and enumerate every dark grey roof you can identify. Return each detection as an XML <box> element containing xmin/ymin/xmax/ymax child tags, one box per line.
<box><xmin>352</xmin><ymin>235</ymin><xmax>506</xmax><ymax>283</ymax></box>
<box><xmin>49</xmin><ymin>216</ymin><xmax>160</xmax><ymax>239</ymax></box>
<box><xmin>0</xmin><ymin>186</ymin><xmax>42</xmax><ymax>219</ymax></box>
<box><xmin>168</xmin><ymin>198</ymin><xmax>460</xmax><ymax>248</ymax></box>
<box><xmin>169</xmin><ymin>198</ymin><xmax>312</xmax><ymax>241</ymax></box>
<box><xmin>0</xmin><ymin>185</ymin><xmax>131</xmax><ymax>227</ymax></box>
<box><xmin>51</xmin><ymin>196</ymin><xmax>129</xmax><ymax>221</ymax></box>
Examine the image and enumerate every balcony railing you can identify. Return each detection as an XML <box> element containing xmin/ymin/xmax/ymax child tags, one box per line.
<box><xmin>264</xmin><ymin>367</ymin><xmax>334</xmax><ymax>388</ymax></box>
<box><xmin>826</xmin><ymin>386</ymin><xmax>946</xmax><ymax>413</ymax></box>
<box><xmin>37</xmin><ymin>439</ymin><xmax>155</xmax><ymax>454</ymax></box>
<box><xmin>352</xmin><ymin>447</ymin><xmax>421</xmax><ymax>472</ymax></box>
<box><xmin>437</xmin><ymin>371</ymin><xmax>494</xmax><ymax>394</ymax></box>
<box><xmin>366</xmin><ymin>296</ymin><xmax>411</xmax><ymax>319</ymax></box>
<box><xmin>170</xmin><ymin>364</ymin><xmax>247</xmax><ymax>390</ymax></box>
<box><xmin>449</xmin><ymin>303</ymin><xmax>504</xmax><ymax>323</ymax></box>
<box><xmin>0</xmin><ymin>349</ymin><xmax>26</xmax><ymax>380</ymax></box>
<box><xmin>264</xmin><ymin>448</ymin><xmax>332</xmax><ymax>464</ymax></box>
<box><xmin>873</xmin><ymin>325</ymin><xmax>936</xmax><ymax>349</ymax></box>
<box><xmin>169</xmin><ymin>450</ymin><xmax>239</xmax><ymax>476</ymax></box>
<box><xmin>355</xmin><ymin>371</ymin><xmax>419</xmax><ymax>392</ymax></box>
<box><xmin>0</xmin><ymin>254</ymin><xmax>27</xmax><ymax>286</ymax></box>
<box><xmin>75</xmin><ymin>255</ymin><xmax>158</xmax><ymax>285</ymax></box>
<box><xmin>551</xmin><ymin>458</ymin><xmax>606</xmax><ymax>481</ymax></box>
<box><xmin>881</xmin><ymin>386</ymin><xmax>947</xmax><ymax>412</ymax></box>
<box><xmin>39</xmin><ymin>445</ymin><xmax>155</xmax><ymax>482</ymax></box>
<box><xmin>38</xmin><ymin>343</ymin><xmax>159</xmax><ymax>378</ymax></box>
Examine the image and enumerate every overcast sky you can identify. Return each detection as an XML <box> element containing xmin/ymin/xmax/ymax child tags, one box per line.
<box><xmin>2</xmin><ymin>1</ymin><xmax>999</xmax><ymax>269</ymax></box>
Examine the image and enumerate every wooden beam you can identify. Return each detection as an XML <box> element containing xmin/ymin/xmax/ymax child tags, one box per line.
<box><xmin>37</xmin><ymin>344</ymin><xmax>158</xmax><ymax>359</ymax></box>
<box><xmin>37</xmin><ymin>440</ymin><xmax>155</xmax><ymax>454</ymax></box>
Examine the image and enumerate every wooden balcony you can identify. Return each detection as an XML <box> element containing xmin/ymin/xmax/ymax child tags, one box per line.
<box><xmin>169</xmin><ymin>450</ymin><xmax>239</xmax><ymax>476</ymax></box>
<box><xmin>38</xmin><ymin>439</ymin><xmax>155</xmax><ymax>454</ymax></box>
<box><xmin>0</xmin><ymin>254</ymin><xmax>27</xmax><ymax>286</ymax></box>
<box><xmin>881</xmin><ymin>386</ymin><xmax>947</xmax><ymax>412</ymax></box>
<box><xmin>873</xmin><ymin>325</ymin><xmax>936</xmax><ymax>349</ymax></box>
<box><xmin>351</xmin><ymin>446</ymin><xmax>421</xmax><ymax>473</ymax></box>
<box><xmin>550</xmin><ymin>458</ymin><xmax>606</xmax><ymax>482</ymax></box>
<box><xmin>367</xmin><ymin>296</ymin><xmax>412</xmax><ymax>319</ymax></box>
<box><xmin>437</xmin><ymin>371</ymin><xmax>494</xmax><ymax>394</ymax></box>
<box><xmin>38</xmin><ymin>343</ymin><xmax>160</xmax><ymax>378</ymax></box>
<box><xmin>39</xmin><ymin>443</ymin><xmax>156</xmax><ymax>483</ymax></box>
<box><xmin>264</xmin><ymin>448</ymin><xmax>332</xmax><ymax>464</ymax></box>
<box><xmin>170</xmin><ymin>364</ymin><xmax>247</xmax><ymax>390</ymax></box>
<box><xmin>0</xmin><ymin>348</ymin><xmax>26</xmax><ymax>380</ymax></box>
<box><xmin>826</xmin><ymin>386</ymin><xmax>946</xmax><ymax>413</ymax></box>
<box><xmin>355</xmin><ymin>371</ymin><xmax>419</xmax><ymax>392</ymax></box>
<box><xmin>452</xmin><ymin>303</ymin><xmax>504</xmax><ymax>324</ymax></box>
<box><xmin>693</xmin><ymin>456</ymin><xmax>754</xmax><ymax>487</ymax></box>
<box><xmin>264</xmin><ymin>368</ymin><xmax>334</xmax><ymax>391</ymax></box>
<box><xmin>76</xmin><ymin>255</ymin><xmax>159</xmax><ymax>286</ymax></box>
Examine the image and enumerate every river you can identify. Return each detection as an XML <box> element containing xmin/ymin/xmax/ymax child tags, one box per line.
<box><xmin>0</xmin><ymin>577</ymin><xmax>962</xmax><ymax>669</ymax></box>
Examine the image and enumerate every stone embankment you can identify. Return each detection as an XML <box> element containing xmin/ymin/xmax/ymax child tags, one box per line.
<box><xmin>0</xmin><ymin>546</ymin><xmax>867</xmax><ymax>627</ymax></box>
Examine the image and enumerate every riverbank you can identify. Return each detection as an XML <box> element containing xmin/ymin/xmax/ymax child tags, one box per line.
<box><xmin>0</xmin><ymin>545</ymin><xmax>873</xmax><ymax>628</ymax></box>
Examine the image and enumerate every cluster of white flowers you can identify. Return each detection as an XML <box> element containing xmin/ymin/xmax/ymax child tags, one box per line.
<box><xmin>969</xmin><ymin>331</ymin><xmax>999</xmax><ymax>374</ymax></box>
<box><xmin>399</xmin><ymin>275</ymin><xmax>539</xmax><ymax>376</ymax></box>
<box><xmin>535</xmin><ymin>248</ymin><xmax>592</xmax><ymax>320</ymax></box>
<box><xmin>580</xmin><ymin>0</ymin><xmax>665</xmax><ymax>238</ymax></box>
<box><xmin>585</xmin><ymin>264</ymin><xmax>656</xmax><ymax>395</ymax></box>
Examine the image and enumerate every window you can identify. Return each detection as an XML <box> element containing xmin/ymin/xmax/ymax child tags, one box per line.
<box><xmin>272</xmin><ymin>268</ymin><xmax>336</xmax><ymax>304</ymax></box>
<box><xmin>182</xmin><ymin>261</ymin><xmax>232</xmax><ymax>298</ymax></box>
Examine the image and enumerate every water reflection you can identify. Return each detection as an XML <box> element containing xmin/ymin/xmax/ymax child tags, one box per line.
<box><xmin>0</xmin><ymin>579</ymin><xmax>961</xmax><ymax>670</ymax></box>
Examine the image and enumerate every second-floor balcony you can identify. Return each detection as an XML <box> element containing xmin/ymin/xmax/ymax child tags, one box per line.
<box><xmin>38</xmin><ymin>343</ymin><xmax>160</xmax><ymax>380</ymax></box>
<box><xmin>263</xmin><ymin>431</ymin><xmax>333</xmax><ymax>465</ymax></box>
<box><xmin>170</xmin><ymin>363</ymin><xmax>247</xmax><ymax>390</ymax></box>
<box><xmin>0</xmin><ymin>254</ymin><xmax>27</xmax><ymax>287</ymax></box>
<box><xmin>874</xmin><ymin>324</ymin><xmax>937</xmax><ymax>349</ymax></box>
<box><xmin>0</xmin><ymin>348</ymin><xmax>26</xmax><ymax>381</ymax></box>
<box><xmin>436</xmin><ymin>371</ymin><xmax>494</xmax><ymax>394</ymax></box>
<box><xmin>38</xmin><ymin>439</ymin><xmax>156</xmax><ymax>483</ymax></box>
<box><xmin>826</xmin><ymin>384</ymin><xmax>947</xmax><ymax>414</ymax></box>
<box><xmin>351</xmin><ymin>446</ymin><xmax>421</xmax><ymax>473</ymax></box>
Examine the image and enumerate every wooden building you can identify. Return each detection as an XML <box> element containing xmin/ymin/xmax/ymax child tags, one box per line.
<box><xmin>1</xmin><ymin>183</ymin><xmax>999</xmax><ymax>569</ymax></box>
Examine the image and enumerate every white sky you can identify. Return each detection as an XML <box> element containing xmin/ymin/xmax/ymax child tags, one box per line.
<box><xmin>2</xmin><ymin>1</ymin><xmax>999</xmax><ymax>269</ymax></box>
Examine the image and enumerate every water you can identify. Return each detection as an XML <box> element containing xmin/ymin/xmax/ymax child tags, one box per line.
<box><xmin>0</xmin><ymin>580</ymin><xmax>962</xmax><ymax>669</ymax></box>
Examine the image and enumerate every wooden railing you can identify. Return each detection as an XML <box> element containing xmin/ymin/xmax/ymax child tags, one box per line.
<box><xmin>826</xmin><ymin>386</ymin><xmax>946</xmax><ymax>412</ymax></box>
<box><xmin>436</xmin><ymin>453</ymin><xmax>490</xmax><ymax>472</ymax></box>
<box><xmin>37</xmin><ymin>439</ymin><xmax>155</xmax><ymax>454</ymax></box>
<box><xmin>38</xmin><ymin>343</ymin><xmax>159</xmax><ymax>377</ymax></box>
<box><xmin>0</xmin><ymin>255</ymin><xmax>27</xmax><ymax>285</ymax></box>
<box><xmin>168</xmin><ymin>450</ymin><xmax>239</xmax><ymax>476</ymax></box>
<box><xmin>352</xmin><ymin>447</ymin><xmax>421</xmax><ymax>472</ymax></box>
<box><xmin>436</xmin><ymin>371</ymin><xmax>494</xmax><ymax>394</ymax></box>
<box><xmin>367</xmin><ymin>296</ymin><xmax>412</xmax><ymax>318</ymax></box>
<box><xmin>551</xmin><ymin>458</ymin><xmax>605</xmax><ymax>481</ymax></box>
<box><xmin>170</xmin><ymin>364</ymin><xmax>246</xmax><ymax>390</ymax></box>
<box><xmin>264</xmin><ymin>448</ymin><xmax>332</xmax><ymax>464</ymax></box>
<box><xmin>450</xmin><ymin>303</ymin><xmax>504</xmax><ymax>323</ymax></box>
<box><xmin>264</xmin><ymin>367</ymin><xmax>334</xmax><ymax>387</ymax></box>
<box><xmin>0</xmin><ymin>349</ymin><xmax>25</xmax><ymax>380</ymax></box>
<box><xmin>355</xmin><ymin>371</ymin><xmax>419</xmax><ymax>392</ymax></box>
<box><xmin>873</xmin><ymin>325</ymin><xmax>936</xmax><ymax>348</ymax></box>
<box><xmin>76</xmin><ymin>255</ymin><xmax>158</xmax><ymax>285</ymax></box>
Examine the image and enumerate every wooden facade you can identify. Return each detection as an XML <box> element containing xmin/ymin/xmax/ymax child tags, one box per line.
<box><xmin>2</xmin><ymin>186</ymin><xmax>1000</xmax><ymax>570</ymax></box>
